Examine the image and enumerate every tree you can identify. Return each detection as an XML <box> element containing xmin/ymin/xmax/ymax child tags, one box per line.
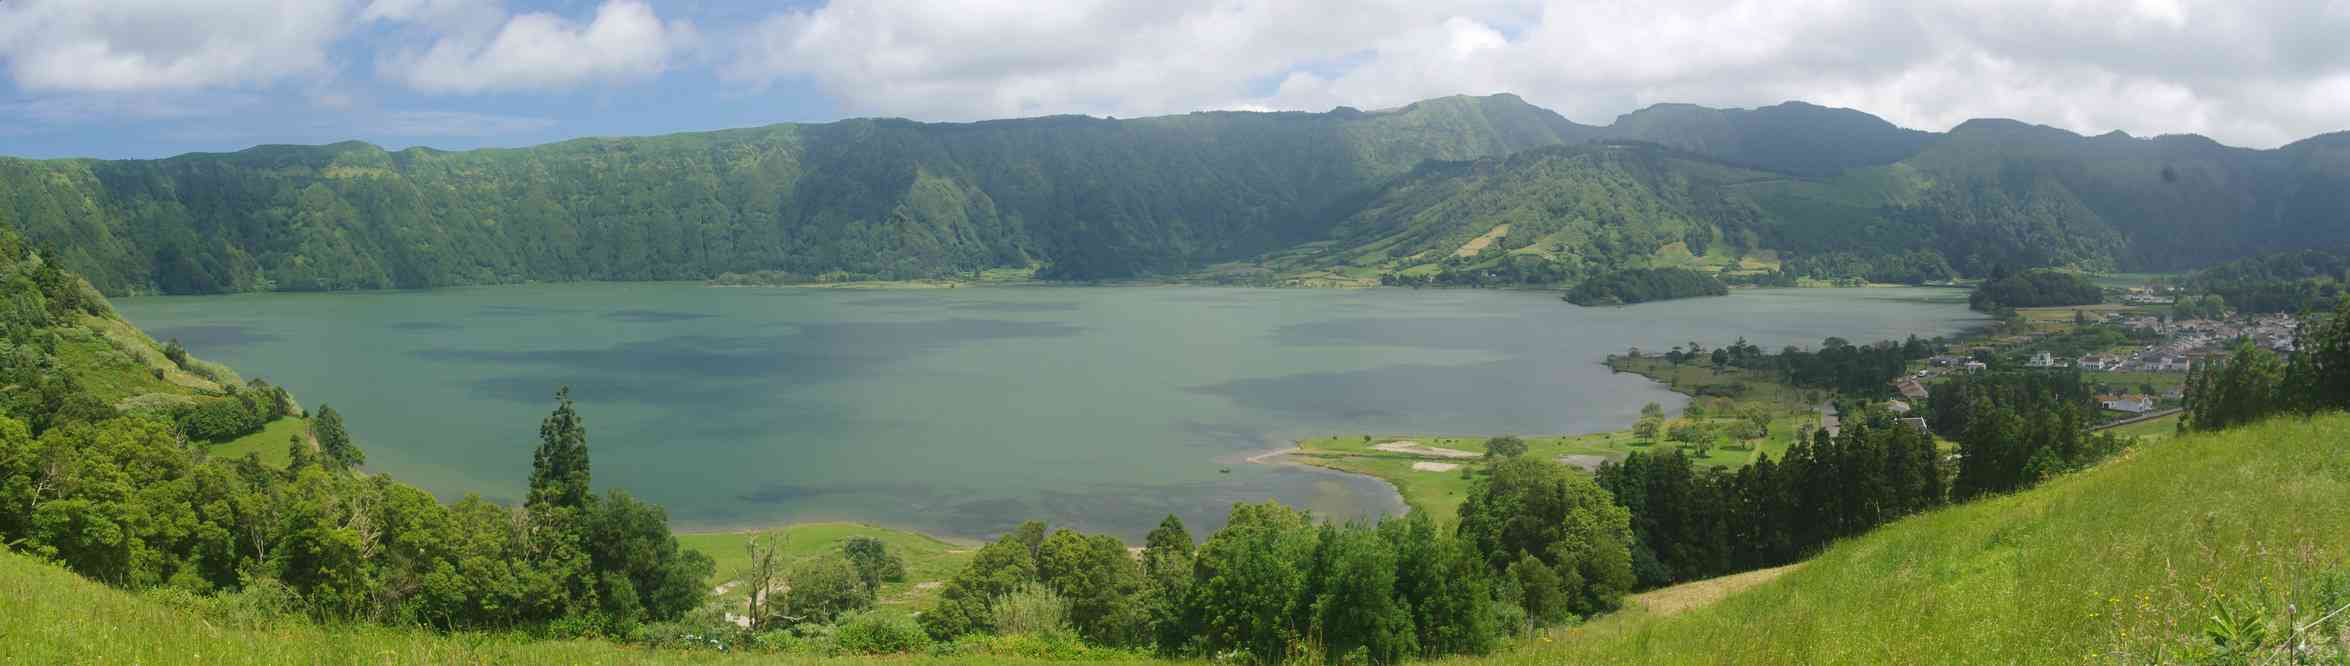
<box><xmin>528</xmin><ymin>387</ymin><xmax>591</xmax><ymax>513</ymax></box>
<box><xmin>1192</xmin><ymin>501</ymin><xmax>1317</xmax><ymax>663</ymax></box>
<box><xmin>312</xmin><ymin>404</ymin><xmax>362</xmax><ymax>470</ymax></box>
<box><xmin>1456</xmin><ymin>457</ymin><xmax>1636</xmax><ymax>617</ymax></box>
<box><xmin>738</xmin><ymin>530</ymin><xmax>787</xmax><ymax>631</ymax></box>
<box><xmin>921</xmin><ymin>521</ymin><xmax>1047</xmax><ymax>639</ymax></box>
<box><xmin>1380</xmin><ymin>510</ymin><xmax>1503</xmax><ymax>657</ymax></box>
<box><xmin>1037</xmin><ymin>529</ymin><xmax>1152</xmax><ymax>646</ymax></box>
<box><xmin>1140</xmin><ymin>515</ymin><xmax>1198</xmax><ymax>654</ymax></box>
<box><xmin>841</xmin><ymin>536</ymin><xmax>907</xmax><ymax>594</ymax></box>
<box><xmin>1632</xmin><ymin>417</ymin><xmax>1661</xmax><ymax>441</ymax></box>
<box><xmin>1483</xmin><ymin>435</ymin><xmax>1528</xmax><ymax>460</ymax></box>
<box><xmin>1309</xmin><ymin>523</ymin><xmax>1417</xmax><ymax>663</ymax></box>
<box><xmin>1640</xmin><ymin>402</ymin><xmax>1664</xmax><ymax>419</ymax></box>
<box><xmin>583</xmin><ymin>489</ymin><xmax>713</xmax><ymax>625</ymax></box>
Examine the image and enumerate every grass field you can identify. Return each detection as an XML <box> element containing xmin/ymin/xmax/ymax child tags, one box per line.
<box><xmin>1293</xmin><ymin>356</ymin><xmax>1819</xmax><ymax>525</ymax></box>
<box><xmin>2103</xmin><ymin>412</ymin><xmax>2183</xmax><ymax>441</ymax></box>
<box><xmin>675</xmin><ymin>523</ymin><xmax>976</xmax><ymax>611</ymax></box>
<box><xmin>1447</xmin><ymin>414</ymin><xmax>2350</xmax><ymax>664</ymax></box>
<box><xmin>203</xmin><ymin>416</ymin><xmax>312</xmax><ymax>467</ymax></box>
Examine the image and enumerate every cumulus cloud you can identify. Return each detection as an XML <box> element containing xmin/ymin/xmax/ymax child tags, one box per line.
<box><xmin>0</xmin><ymin>0</ymin><xmax>356</xmax><ymax>92</ymax></box>
<box><xmin>371</xmin><ymin>0</ymin><xmax>696</xmax><ymax>94</ymax></box>
<box><xmin>725</xmin><ymin>0</ymin><xmax>2350</xmax><ymax>147</ymax></box>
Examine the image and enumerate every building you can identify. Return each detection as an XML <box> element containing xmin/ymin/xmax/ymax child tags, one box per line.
<box><xmin>2026</xmin><ymin>351</ymin><xmax>2058</xmax><ymax>368</ymax></box>
<box><xmin>1963</xmin><ymin>360</ymin><xmax>1988</xmax><ymax>371</ymax></box>
<box><xmin>1885</xmin><ymin>399</ymin><xmax>1912</xmax><ymax>415</ymax></box>
<box><xmin>2101</xmin><ymin>395</ymin><xmax>2156</xmax><ymax>414</ymax></box>
<box><xmin>1894</xmin><ymin>378</ymin><xmax>1930</xmax><ymax>400</ymax></box>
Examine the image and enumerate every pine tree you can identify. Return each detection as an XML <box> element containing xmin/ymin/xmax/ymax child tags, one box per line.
<box><xmin>529</xmin><ymin>387</ymin><xmax>592</xmax><ymax>513</ymax></box>
<box><xmin>312</xmin><ymin>404</ymin><xmax>362</xmax><ymax>470</ymax></box>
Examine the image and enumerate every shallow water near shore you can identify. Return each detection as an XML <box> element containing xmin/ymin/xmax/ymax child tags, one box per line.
<box><xmin>117</xmin><ymin>284</ymin><xmax>1982</xmax><ymax>541</ymax></box>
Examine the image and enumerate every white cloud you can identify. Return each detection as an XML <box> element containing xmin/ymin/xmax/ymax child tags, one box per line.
<box><xmin>373</xmin><ymin>0</ymin><xmax>696</xmax><ymax>94</ymax></box>
<box><xmin>373</xmin><ymin>110</ymin><xmax>556</xmax><ymax>137</ymax></box>
<box><xmin>725</xmin><ymin>0</ymin><xmax>2350</xmax><ymax>148</ymax></box>
<box><xmin>0</xmin><ymin>0</ymin><xmax>357</xmax><ymax>92</ymax></box>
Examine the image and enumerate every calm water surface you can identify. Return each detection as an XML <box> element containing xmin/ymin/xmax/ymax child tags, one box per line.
<box><xmin>116</xmin><ymin>285</ymin><xmax>1983</xmax><ymax>541</ymax></box>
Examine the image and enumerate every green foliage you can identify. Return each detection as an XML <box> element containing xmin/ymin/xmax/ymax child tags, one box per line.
<box><xmin>1192</xmin><ymin>501</ymin><xmax>1318</xmax><ymax>663</ymax></box>
<box><xmin>987</xmin><ymin>583</ymin><xmax>1072</xmax><ymax>638</ymax></box>
<box><xmin>1482</xmin><ymin>435</ymin><xmax>1528</xmax><ymax>459</ymax></box>
<box><xmin>1970</xmin><ymin>268</ymin><xmax>2104</xmax><ymax>310</ymax></box>
<box><xmin>832</xmin><ymin>611</ymin><xmax>933</xmax><ymax>655</ymax></box>
<box><xmin>529</xmin><ymin>387</ymin><xmax>592</xmax><ymax>513</ymax></box>
<box><xmin>919</xmin><ymin>521</ymin><xmax>1045</xmax><ymax>639</ymax></box>
<box><xmin>1307</xmin><ymin>522</ymin><xmax>1418</xmax><ymax>663</ymax></box>
<box><xmin>1565</xmin><ymin>267</ymin><xmax>1728</xmax><ymax>306</ymax></box>
<box><xmin>838</xmin><ymin>536</ymin><xmax>906</xmax><ymax>593</ymax></box>
<box><xmin>2176</xmin><ymin>297</ymin><xmax>2350</xmax><ymax>433</ymax></box>
<box><xmin>0</xmin><ymin>95</ymin><xmax>1587</xmax><ymax>295</ymax></box>
<box><xmin>780</xmin><ymin>555</ymin><xmax>872</xmax><ymax>624</ymax></box>
<box><xmin>2183</xmin><ymin>340</ymin><xmax>2291</xmax><ymax>432</ymax></box>
<box><xmin>1456</xmin><ymin>457</ymin><xmax>1637</xmax><ymax>618</ymax></box>
<box><xmin>1036</xmin><ymin>528</ymin><xmax>1152</xmax><ymax>647</ymax></box>
<box><xmin>311</xmin><ymin>404</ymin><xmax>361</xmax><ymax>469</ymax></box>
<box><xmin>2181</xmin><ymin>247</ymin><xmax>2350</xmax><ymax>313</ymax></box>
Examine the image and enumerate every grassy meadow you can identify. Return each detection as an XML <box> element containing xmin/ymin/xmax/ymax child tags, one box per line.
<box><xmin>675</xmin><ymin>523</ymin><xmax>976</xmax><ymax>611</ymax></box>
<box><xmin>1293</xmin><ymin>355</ymin><xmax>1825</xmax><ymax>526</ymax></box>
<box><xmin>1449</xmin><ymin>414</ymin><xmax>2350</xmax><ymax>664</ymax></box>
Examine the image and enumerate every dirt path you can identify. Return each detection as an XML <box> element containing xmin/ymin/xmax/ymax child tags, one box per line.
<box><xmin>1628</xmin><ymin>563</ymin><xmax>1802</xmax><ymax>617</ymax></box>
<box><xmin>1371</xmin><ymin>441</ymin><xmax>1481</xmax><ymax>459</ymax></box>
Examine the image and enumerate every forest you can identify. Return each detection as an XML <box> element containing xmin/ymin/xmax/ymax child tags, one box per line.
<box><xmin>1969</xmin><ymin>268</ymin><xmax>2104</xmax><ymax>310</ymax></box>
<box><xmin>1562</xmin><ymin>267</ymin><xmax>1727</xmax><ymax>306</ymax></box>
<box><xmin>5</xmin><ymin>96</ymin><xmax>2348</xmax><ymax>297</ymax></box>
<box><xmin>2179</xmin><ymin>247</ymin><xmax>2350</xmax><ymax>314</ymax></box>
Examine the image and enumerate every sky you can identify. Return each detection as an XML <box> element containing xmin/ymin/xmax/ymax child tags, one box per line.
<box><xmin>2</xmin><ymin>0</ymin><xmax>2346</xmax><ymax>160</ymax></box>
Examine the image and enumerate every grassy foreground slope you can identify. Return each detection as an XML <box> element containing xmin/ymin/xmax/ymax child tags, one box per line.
<box><xmin>0</xmin><ymin>545</ymin><xmax>1084</xmax><ymax>665</ymax></box>
<box><xmin>1465</xmin><ymin>414</ymin><xmax>2350</xmax><ymax>664</ymax></box>
<box><xmin>12</xmin><ymin>415</ymin><xmax>2341</xmax><ymax>664</ymax></box>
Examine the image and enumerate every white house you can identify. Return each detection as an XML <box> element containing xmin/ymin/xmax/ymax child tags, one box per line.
<box><xmin>2102</xmin><ymin>395</ymin><xmax>2156</xmax><ymax>414</ymax></box>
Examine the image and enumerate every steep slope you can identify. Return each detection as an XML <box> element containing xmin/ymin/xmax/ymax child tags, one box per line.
<box><xmin>1468</xmin><ymin>415</ymin><xmax>2350</xmax><ymax>664</ymax></box>
<box><xmin>1598</xmin><ymin>101</ymin><xmax>1936</xmax><ymax>177</ymax></box>
<box><xmin>1252</xmin><ymin>143</ymin><xmax>1789</xmax><ymax>286</ymax></box>
<box><xmin>1265</xmin><ymin>109</ymin><xmax>2350</xmax><ymax>286</ymax></box>
<box><xmin>5</xmin><ymin>94</ymin><xmax>2345</xmax><ymax>294</ymax></box>
<box><xmin>0</xmin><ymin>94</ymin><xmax>1588</xmax><ymax>295</ymax></box>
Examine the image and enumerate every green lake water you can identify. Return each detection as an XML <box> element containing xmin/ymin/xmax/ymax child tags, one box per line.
<box><xmin>115</xmin><ymin>284</ymin><xmax>1984</xmax><ymax>541</ymax></box>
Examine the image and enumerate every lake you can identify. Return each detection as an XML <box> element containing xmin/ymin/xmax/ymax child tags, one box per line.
<box><xmin>116</xmin><ymin>284</ymin><xmax>1985</xmax><ymax>541</ymax></box>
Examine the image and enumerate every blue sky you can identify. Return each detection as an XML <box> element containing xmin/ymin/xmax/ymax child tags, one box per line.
<box><xmin>3</xmin><ymin>1</ymin><xmax>2346</xmax><ymax>160</ymax></box>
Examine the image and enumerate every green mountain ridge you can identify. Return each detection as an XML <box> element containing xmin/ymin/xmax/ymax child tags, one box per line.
<box><xmin>4</xmin><ymin>93</ymin><xmax>2345</xmax><ymax>295</ymax></box>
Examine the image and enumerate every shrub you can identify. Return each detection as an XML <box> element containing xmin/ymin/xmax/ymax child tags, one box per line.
<box><xmin>835</xmin><ymin>612</ymin><xmax>931</xmax><ymax>655</ymax></box>
<box><xmin>988</xmin><ymin>582</ymin><xmax>1072</xmax><ymax>638</ymax></box>
<box><xmin>780</xmin><ymin>555</ymin><xmax>872</xmax><ymax>624</ymax></box>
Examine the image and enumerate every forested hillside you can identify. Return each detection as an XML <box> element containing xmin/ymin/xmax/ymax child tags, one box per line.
<box><xmin>3</xmin><ymin>94</ymin><xmax>2346</xmax><ymax>295</ymax></box>
<box><xmin>0</xmin><ymin>95</ymin><xmax>1590</xmax><ymax>295</ymax></box>
<box><xmin>2179</xmin><ymin>246</ymin><xmax>2350</xmax><ymax>313</ymax></box>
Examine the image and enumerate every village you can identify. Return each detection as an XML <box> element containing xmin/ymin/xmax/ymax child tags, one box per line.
<box><xmin>1893</xmin><ymin>306</ymin><xmax>2306</xmax><ymax>426</ymax></box>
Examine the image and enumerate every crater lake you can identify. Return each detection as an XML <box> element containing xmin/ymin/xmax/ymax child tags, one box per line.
<box><xmin>117</xmin><ymin>284</ymin><xmax>1985</xmax><ymax>541</ymax></box>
